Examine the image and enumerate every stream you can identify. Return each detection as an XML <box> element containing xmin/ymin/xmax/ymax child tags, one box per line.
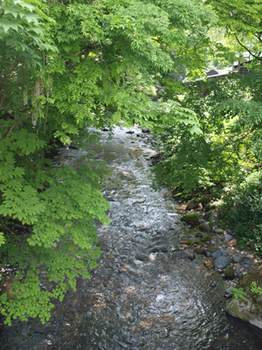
<box><xmin>0</xmin><ymin>125</ymin><xmax>262</xmax><ymax>349</ymax></box>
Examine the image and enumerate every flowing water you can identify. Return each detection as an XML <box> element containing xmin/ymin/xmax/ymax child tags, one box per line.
<box><xmin>1</xmin><ymin>126</ymin><xmax>262</xmax><ymax>350</ymax></box>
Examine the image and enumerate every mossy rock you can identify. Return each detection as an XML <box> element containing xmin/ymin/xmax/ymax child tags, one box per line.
<box><xmin>195</xmin><ymin>240</ymin><xmax>204</xmax><ymax>246</ymax></box>
<box><xmin>194</xmin><ymin>248</ymin><xmax>204</xmax><ymax>254</ymax></box>
<box><xmin>227</xmin><ymin>298</ymin><xmax>251</xmax><ymax>322</ymax></box>
<box><xmin>198</xmin><ymin>222</ymin><xmax>205</xmax><ymax>230</ymax></box>
<box><xmin>223</xmin><ymin>266</ymin><xmax>235</xmax><ymax>279</ymax></box>
<box><xmin>181</xmin><ymin>213</ymin><xmax>200</xmax><ymax>224</ymax></box>
<box><xmin>226</xmin><ymin>265</ymin><xmax>262</xmax><ymax>330</ymax></box>
<box><xmin>200</xmin><ymin>194</ymin><xmax>213</xmax><ymax>204</ymax></box>
<box><xmin>207</xmin><ymin>247</ymin><xmax>218</xmax><ymax>253</ymax></box>
<box><xmin>238</xmin><ymin>264</ymin><xmax>262</xmax><ymax>289</ymax></box>
<box><xmin>200</xmin><ymin>233</ymin><xmax>212</xmax><ymax>242</ymax></box>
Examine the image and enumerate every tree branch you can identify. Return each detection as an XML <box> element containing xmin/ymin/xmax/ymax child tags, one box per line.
<box><xmin>233</xmin><ymin>33</ymin><xmax>262</xmax><ymax>61</ymax></box>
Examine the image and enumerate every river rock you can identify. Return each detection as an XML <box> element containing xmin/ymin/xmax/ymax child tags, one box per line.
<box><xmin>223</xmin><ymin>266</ymin><xmax>235</xmax><ymax>279</ymax></box>
<box><xmin>150</xmin><ymin>245</ymin><xmax>168</xmax><ymax>253</ymax></box>
<box><xmin>233</xmin><ymin>255</ymin><xmax>245</xmax><ymax>263</ymax></box>
<box><xmin>224</xmin><ymin>287</ymin><xmax>233</xmax><ymax>299</ymax></box>
<box><xmin>203</xmin><ymin>210</ymin><xmax>220</xmax><ymax>224</ymax></box>
<box><xmin>136</xmin><ymin>254</ymin><xmax>149</xmax><ymax>262</ymax></box>
<box><xmin>198</xmin><ymin>222</ymin><xmax>211</xmax><ymax>233</ymax></box>
<box><xmin>214</xmin><ymin>228</ymin><xmax>224</xmax><ymax>234</ymax></box>
<box><xmin>227</xmin><ymin>239</ymin><xmax>237</xmax><ymax>247</ymax></box>
<box><xmin>214</xmin><ymin>256</ymin><xmax>230</xmax><ymax>269</ymax></box>
<box><xmin>211</xmin><ymin>250</ymin><xmax>223</xmax><ymax>258</ymax></box>
<box><xmin>224</xmin><ymin>233</ymin><xmax>233</xmax><ymax>243</ymax></box>
<box><xmin>200</xmin><ymin>194</ymin><xmax>213</xmax><ymax>204</ymax></box>
<box><xmin>186</xmin><ymin>199</ymin><xmax>199</xmax><ymax>210</ymax></box>
<box><xmin>226</xmin><ymin>265</ymin><xmax>262</xmax><ymax>330</ymax></box>
<box><xmin>185</xmin><ymin>250</ymin><xmax>195</xmax><ymax>261</ymax></box>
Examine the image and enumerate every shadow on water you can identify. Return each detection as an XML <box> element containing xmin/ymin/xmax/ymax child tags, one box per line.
<box><xmin>0</xmin><ymin>126</ymin><xmax>262</xmax><ymax>350</ymax></box>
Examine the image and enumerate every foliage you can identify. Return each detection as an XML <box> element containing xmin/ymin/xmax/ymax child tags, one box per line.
<box><xmin>217</xmin><ymin>171</ymin><xmax>262</xmax><ymax>254</ymax></box>
<box><xmin>250</xmin><ymin>281</ymin><xmax>262</xmax><ymax>296</ymax></box>
<box><xmin>206</xmin><ymin>0</ymin><xmax>262</xmax><ymax>64</ymax></box>
<box><xmin>231</xmin><ymin>287</ymin><xmax>246</xmax><ymax>300</ymax></box>
<box><xmin>153</xmin><ymin>71</ymin><xmax>262</xmax><ymax>193</ymax></box>
<box><xmin>231</xmin><ymin>282</ymin><xmax>262</xmax><ymax>301</ymax></box>
<box><xmin>0</xmin><ymin>0</ymin><xmax>214</xmax><ymax>324</ymax></box>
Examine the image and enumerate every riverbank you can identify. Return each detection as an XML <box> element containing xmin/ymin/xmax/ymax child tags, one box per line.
<box><xmin>144</xmin><ymin>129</ymin><xmax>262</xmax><ymax>332</ymax></box>
<box><xmin>143</xmin><ymin>130</ymin><xmax>262</xmax><ymax>278</ymax></box>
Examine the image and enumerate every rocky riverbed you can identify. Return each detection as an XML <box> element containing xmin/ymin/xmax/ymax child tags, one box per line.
<box><xmin>0</xmin><ymin>125</ymin><xmax>262</xmax><ymax>349</ymax></box>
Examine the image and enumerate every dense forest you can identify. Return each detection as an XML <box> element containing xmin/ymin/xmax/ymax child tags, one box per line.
<box><xmin>0</xmin><ymin>0</ymin><xmax>262</xmax><ymax>325</ymax></box>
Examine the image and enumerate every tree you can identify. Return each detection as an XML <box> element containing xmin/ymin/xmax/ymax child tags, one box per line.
<box><xmin>0</xmin><ymin>0</ymin><xmax>213</xmax><ymax>324</ymax></box>
<box><xmin>206</xmin><ymin>0</ymin><xmax>262</xmax><ymax>65</ymax></box>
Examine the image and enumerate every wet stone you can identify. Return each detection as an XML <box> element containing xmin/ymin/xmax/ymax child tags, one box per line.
<box><xmin>136</xmin><ymin>254</ymin><xmax>149</xmax><ymax>262</ymax></box>
<box><xmin>224</xmin><ymin>287</ymin><xmax>233</xmax><ymax>299</ymax></box>
<box><xmin>150</xmin><ymin>245</ymin><xmax>168</xmax><ymax>253</ymax></box>
<box><xmin>214</xmin><ymin>256</ymin><xmax>230</xmax><ymax>269</ymax></box>
<box><xmin>185</xmin><ymin>250</ymin><xmax>196</xmax><ymax>261</ymax></box>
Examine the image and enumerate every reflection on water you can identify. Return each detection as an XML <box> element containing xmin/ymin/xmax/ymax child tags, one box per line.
<box><xmin>0</xmin><ymin>126</ymin><xmax>261</xmax><ymax>350</ymax></box>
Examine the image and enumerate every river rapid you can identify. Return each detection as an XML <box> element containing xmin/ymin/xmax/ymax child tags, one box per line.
<box><xmin>0</xmin><ymin>126</ymin><xmax>262</xmax><ymax>350</ymax></box>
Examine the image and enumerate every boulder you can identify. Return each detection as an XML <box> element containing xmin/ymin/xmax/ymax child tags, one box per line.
<box><xmin>226</xmin><ymin>265</ymin><xmax>262</xmax><ymax>330</ymax></box>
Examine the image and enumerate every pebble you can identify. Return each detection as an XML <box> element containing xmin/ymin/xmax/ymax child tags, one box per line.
<box><xmin>214</xmin><ymin>228</ymin><xmax>224</xmax><ymax>234</ymax></box>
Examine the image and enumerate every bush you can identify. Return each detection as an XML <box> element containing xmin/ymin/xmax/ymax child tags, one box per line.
<box><xmin>218</xmin><ymin>171</ymin><xmax>262</xmax><ymax>254</ymax></box>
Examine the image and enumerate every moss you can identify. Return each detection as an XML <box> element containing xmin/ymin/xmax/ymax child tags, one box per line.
<box><xmin>238</xmin><ymin>265</ymin><xmax>262</xmax><ymax>290</ymax></box>
<box><xmin>195</xmin><ymin>240</ymin><xmax>204</xmax><ymax>246</ymax></box>
<box><xmin>224</xmin><ymin>266</ymin><xmax>235</xmax><ymax>278</ymax></box>
<box><xmin>207</xmin><ymin>247</ymin><xmax>218</xmax><ymax>253</ymax></box>
<box><xmin>200</xmin><ymin>233</ymin><xmax>212</xmax><ymax>242</ymax></box>
<box><xmin>227</xmin><ymin>300</ymin><xmax>250</xmax><ymax>321</ymax></box>
<box><xmin>181</xmin><ymin>213</ymin><xmax>200</xmax><ymax>224</ymax></box>
<box><xmin>194</xmin><ymin>248</ymin><xmax>204</xmax><ymax>254</ymax></box>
